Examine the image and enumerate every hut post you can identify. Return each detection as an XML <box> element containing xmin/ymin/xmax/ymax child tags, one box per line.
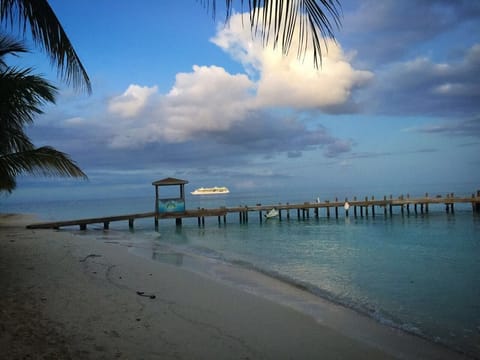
<box><xmin>477</xmin><ymin>190</ymin><xmax>480</xmax><ymax>213</ymax></box>
<box><xmin>154</xmin><ymin>185</ymin><xmax>159</xmax><ymax>228</ymax></box>
<box><xmin>400</xmin><ymin>195</ymin><xmax>404</xmax><ymax>216</ymax></box>
<box><xmin>383</xmin><ymin>195</ymin><xmax>387</xmax><ymax>216</ymax></box>
<box><xmin>406</xmin><ymin>194</ymin><xmax>410</xmax><ymax>215</ymax></box>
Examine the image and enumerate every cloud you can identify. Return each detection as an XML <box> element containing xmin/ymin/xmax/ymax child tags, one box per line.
<box><xmin>324</xmin><ymin>139</ymin><xmax>353</xmax><ymax>158</ymax></box>
<box><xmin>108</xmin><ymin>84</ymin><xmax>158</xmax><ymax>118</ymax></box>
<box><xmin>211</xmin><ymin>12</ymin><xmax>373</xmax><ymax>110</ymax></box>
<box><xmin>31</xmin><ymin>9</ymin><xmax>386</xmax><ymax>178</ymax></box>
<box><xmin>105</xmin><ymin>65</ymin><xmax>256</xmax><ymax>148</ymax></box>
<box><xmin>98</xmin><ymin>12</ymin><xmax>370</xmax><ymax>156</ymax></box>
<box><xmin>342</xmin><ymin>0</ymin><xmax>480</xmax><ymax>65</ymax></box>
<box><xmin>162</xmin><ymin>65</ymin><xmax>255</xmax><ymax>141</ymax></box>
<box><xmin>412</xmin><ymin>117</ymin><xmax>480</xmax><ymax>138</ymax></box>
<box><xmin>365</xmin><ymin>44</ymin><xmax>480</xmax><ymax>116</ymax></box>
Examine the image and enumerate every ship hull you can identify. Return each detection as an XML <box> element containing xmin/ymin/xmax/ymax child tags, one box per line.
<box><xmin>191</xmin><ymin>187</ymin><xmax>229</xmax><ymax>195</ymax></box>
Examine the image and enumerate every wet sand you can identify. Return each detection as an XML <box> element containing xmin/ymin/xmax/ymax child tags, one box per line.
<box><xmin>0</xmin><ymin>214</ymin><xmax>470</xmax><ymax>359</ymax></box>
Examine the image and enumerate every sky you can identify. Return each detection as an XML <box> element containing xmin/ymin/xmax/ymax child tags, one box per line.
<box><xmin>3</xmin><ymin>0</ymin><xmax>480</xmax><ymax>202</ymax></box>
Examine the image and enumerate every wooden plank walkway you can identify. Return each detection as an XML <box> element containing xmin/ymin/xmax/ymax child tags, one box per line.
<box><xmin>26</xmin><ymin>192</ymin><xmax>480</xmax><ymax>230</ymax></box>
<box><xmin>26</xmin><ymin>209</ymin><xmax>228</xmax><ymax>230</ymax></box>
<box><xmin>26</xmin><ymin>212</ymin><xmax>156</xmax><ymax>230</ymax></box>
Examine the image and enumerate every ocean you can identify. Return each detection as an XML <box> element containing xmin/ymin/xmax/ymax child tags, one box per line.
<box><xmin>2</xmin><ymin>188</ymin><xmax>480</xmax><ymax>357</ymax></box>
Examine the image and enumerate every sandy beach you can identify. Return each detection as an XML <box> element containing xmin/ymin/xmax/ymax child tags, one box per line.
<box><xmin>0</xmin><ymin>214</ymin><xmax>471</xmax><ymax>359</ymax></box>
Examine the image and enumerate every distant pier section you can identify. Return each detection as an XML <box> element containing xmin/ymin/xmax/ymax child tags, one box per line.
<box><xmin>26</xmin><ymin>187</ymin><xmax>480</xmax><ymax>231</ymax></box>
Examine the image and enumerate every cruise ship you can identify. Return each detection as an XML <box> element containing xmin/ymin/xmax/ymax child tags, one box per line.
<box><xmin>191</xmin><ymin>186</ymin><xmax>230</xmax><ymax>195</ymax></box>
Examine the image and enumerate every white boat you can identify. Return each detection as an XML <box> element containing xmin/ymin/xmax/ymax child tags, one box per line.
<box><xmin>265</xmin><ymin>208</ymin><xmax>279</xmax><ymax>219</ymax></box>
<box><xmin>191</xmin><ymin>186</ymin><xmax>230</xmax><ymax>195</ymax></box>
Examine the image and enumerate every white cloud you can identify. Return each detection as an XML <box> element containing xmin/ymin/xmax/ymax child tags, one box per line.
<box><xmin>107</xmin><ymin>65</ymin><xmax>255</xmax><ymax>148</ymax></box>
<box><xmin>212</xmin><ymin>12</ymin><xmax>373</xmax><ymax>109</ymax></box>
<box><xmin>105</xmin><ymin>11</ymin><xmax>371</xmax><ymax>152</ymax></box>
<box><xmin>108</xmin><ymin>84</ymin><xmax>158</xmax><ymax>118</ymax></box>
<box><xmin>64</xmin><ymin>117</ymin><xmax>85</xmax><ymax>126</ymax></box>
<box><xmin>161</xmin><ymin>65</ymin><xmax>255</xmax><ymax>142</ymax></box>
<box><xmin>433</xmin><ymin>83</ymin><xmax>469</xmax><ymax>95</ymax></box>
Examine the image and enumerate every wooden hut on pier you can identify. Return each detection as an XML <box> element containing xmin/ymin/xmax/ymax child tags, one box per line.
<box><xmin>152</xmin><ymin>177</ymin><xmax>188</xmax><ymax>227</ymax></box>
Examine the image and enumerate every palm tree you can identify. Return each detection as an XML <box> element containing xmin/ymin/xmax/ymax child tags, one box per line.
<box><xmin>0</xmin><ymin>36</ymin><xmax>87</xmax><ymax>192</ymax></box>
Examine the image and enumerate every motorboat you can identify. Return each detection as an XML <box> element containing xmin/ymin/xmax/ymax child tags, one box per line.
<box><xmin>265</xmin><ymin>208</ymin><xmax>279</xmax><ymax>219</ymax></box>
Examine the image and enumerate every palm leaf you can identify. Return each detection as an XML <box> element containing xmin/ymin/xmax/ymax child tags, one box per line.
<box><xmin>0</xmin><ymin>35</ymin><xmax>87</xmax><ymax>193</ymax></box>
<box><xmin>0</xmin><ymin>62</ymin><xmax>57</xmax><ymax>128</ymax></box>
<box><xmin>0</xmin><ymin>124</ymin><xmax>34</xmax><ymax>154</ymax></box>
<box><xmin>0</xmin><ymin>0</ymin><xmax>91</xmax><ymax>93</ymax></box>
<box><xmin>199</xmin><ymin>0</ymin><xmax>341</xmax><ymax>67</ymax></box>
<box><xmin>0</xmin><ymin>35</ymin><xmax>27</xmax><ymax>68</ymax></box>
<box><xmin>0</xmin><ymin>146</ymin><xmax>87</xmax><ymax>192</ymax></box>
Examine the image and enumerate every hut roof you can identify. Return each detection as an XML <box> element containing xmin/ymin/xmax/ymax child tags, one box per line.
<box><xmin>152</xmin><ymin>177</ymin><xmax>189</xmax><ymax>186</ymax></box>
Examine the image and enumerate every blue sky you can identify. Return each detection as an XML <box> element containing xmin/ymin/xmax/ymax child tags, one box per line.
<box><xmin>4</xmin><ymin>0</ymin><xmax>480</xmax><ymax>202</ymax></box>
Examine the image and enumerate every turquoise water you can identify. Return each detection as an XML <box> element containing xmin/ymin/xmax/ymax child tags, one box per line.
<box><xmin>2</xmin><ymin>192</ymin><xmax>480</xmax><ymax>357</ymax></box>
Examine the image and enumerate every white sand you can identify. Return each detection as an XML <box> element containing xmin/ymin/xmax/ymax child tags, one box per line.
<box><xmin>0</xmin><ymin>214</ymin><xmax>469</xmax><ymax>359</ymax></box>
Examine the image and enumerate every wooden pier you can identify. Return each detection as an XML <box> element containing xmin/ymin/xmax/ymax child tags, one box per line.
<box><xmin>26</xmin><ymin>209</ymin><xmax>227</xmax><ymax>230</ymax></box>
<box><xmin>26</xmin><ymin>191</ymin><xmax>480</xmax><ymax>230</ymax></box>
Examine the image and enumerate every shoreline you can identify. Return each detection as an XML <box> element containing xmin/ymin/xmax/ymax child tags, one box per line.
<box><xmin>127</xmin><ymin>227</ymin><xmax>474</xmax><ymax>359</ymax></box>
<box><xmin>0</xmin><ymin>213</ymin><xmax>472</xmax><ymax>359</ymax></box>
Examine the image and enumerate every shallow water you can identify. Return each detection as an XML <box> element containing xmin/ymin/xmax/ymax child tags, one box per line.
<box><xmin>131</xmin><ymin>212</ymin><xmax>479</xmax><ymax>356</ymax></box>
<box><xmin>3</xmin><ymin>193</ymin><xmax>480</xmax><ymax>357</ymax></box>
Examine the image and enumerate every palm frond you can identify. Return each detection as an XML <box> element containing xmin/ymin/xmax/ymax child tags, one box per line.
<box><xmin>198</xmin><ymin>0</ymin><xmax>342</xmax><ymax>68</ymax></box>
<box><xmin>0</xmin><ymin>146</ymin><xmax>87</xmax><ymax>190</ymax></box>
<box><xmin>0</xmin><ymin>0</ymin><xmax>92</xmax><ymax>93</ymax></box>
<box><xmin>0</xmin><ymin>35</ymin><xmax>27</xmax><ymax>68</ymax></box>
<box><xmin>0</xmin><ymin>64</ymin><xmax>57</xmax><ymax>127</ymax></box>
<box><xmin>0</xmin><ymin>124</ymin><xmax>34</xmax><ymax>154</ymax></box>
<box><xmin>0</xmin><ymin>165</ymin><xmax>16</xmax><ymax>192</ymax></box>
